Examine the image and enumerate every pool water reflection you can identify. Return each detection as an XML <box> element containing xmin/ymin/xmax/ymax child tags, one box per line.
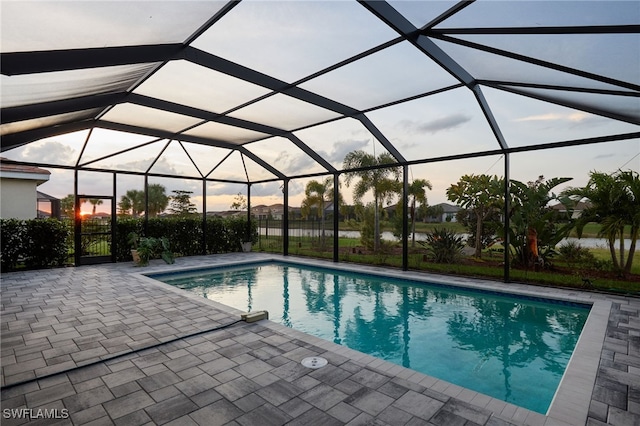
<box><xmin>152</xmin><ymin>262</ymin><xmax>590</xmax><ymax>414</ymax></box>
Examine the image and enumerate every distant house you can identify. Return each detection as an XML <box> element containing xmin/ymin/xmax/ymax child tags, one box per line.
<box><xmin>252</xmin><ymin>204</ymin><xmax>285</xmax><ymax>220</ymax></box>
<box><xmin>427</xmin><ymin>203</ymin><xmax>460</xmax><ymax>223</ymax></box>
<box><xmin>551</xmin><ymin>200</ymin><xmax>592</xmax><ymax>219</ymax></box>
<box><xmin>0</xmin><ymin>159</ymin><xmax>51</xmax><ymax>219</ymax></box>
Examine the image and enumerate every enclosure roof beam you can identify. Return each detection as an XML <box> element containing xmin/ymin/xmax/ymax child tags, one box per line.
<box><xmin>95</xmin><ymin>121</ymin><xmax>286</xmax><ymax>180</ymax></box>
<box><xmin>1</xmin><ymin>44</ymin><xmax>184</xmax><ymax>76</ymax></box>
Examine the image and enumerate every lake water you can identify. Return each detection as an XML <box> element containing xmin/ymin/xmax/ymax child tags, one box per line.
<box><xmin>261</xmin><ymin>228</ymin><xmax>635</xmax><ymax>248</ymax></box>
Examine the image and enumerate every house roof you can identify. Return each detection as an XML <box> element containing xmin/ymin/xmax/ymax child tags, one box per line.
<box><xmin>0</xmin><ymin>157</ymin><xmax>51</xmax><ymax>184</ymax></box>
<box><xmin>434</xmin><ymin>202</ymin><xmax>460</xmax><ymax>213</ymax></box>
<box><xmin>0</xmin><ymin>1</ymin><xmax>638</xmax><ymax>186</ymax></box>
<box><xmin>1</xmin><ymin>158</ymin><xmax>50</xmax><ymax>176</ymax></box>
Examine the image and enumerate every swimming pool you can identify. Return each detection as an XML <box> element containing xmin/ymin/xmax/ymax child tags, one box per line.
<box><xmin>150</xmin><ymin>261</ymin><xmax>590</xmax><ymax>414</ymax></box>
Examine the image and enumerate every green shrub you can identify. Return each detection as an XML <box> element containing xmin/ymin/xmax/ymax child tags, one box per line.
<box><xmin>420</xmin><ymin>228</ymin><xmax>465</xmax><ymax>264</ymax></box>
<box><xmin>1</xmin><ymin>219</ymin><xmax>27</xmax><ymax>271</ymax></box>
<box><xmin>1</xmin><ymin>218</ymin><xmax>70</xmax><ymax>271</ymax></box>
<box><xmin>24</xmin><ymin>219</ymin><xmax>71</xmax><ymax>268</ymax></box>
<box><xmin>557</xmin><ymin>241</ymin><xmax>597</xmax><ymax>267</ymax></box>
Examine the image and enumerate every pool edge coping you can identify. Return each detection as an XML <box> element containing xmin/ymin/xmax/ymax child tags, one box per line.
<box><xmin>135</xmin><ymin>254</ymin><xmax>609</xmax><ymax>426</ymax></box>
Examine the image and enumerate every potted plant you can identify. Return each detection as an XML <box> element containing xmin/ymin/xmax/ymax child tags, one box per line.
<box><xmin>136</xmin><ymin>237</ymin><xmax>157</xmax><ymax>266</ymax></box>
<box><xmin>128</xmin><ymin>232</ymin><xmax>141</xmax><ymax>264</ymax></box>
<box><xmin>159</xmin><ymin>237</ymin><xmax>175</xmax><ymax>264</ymax></box>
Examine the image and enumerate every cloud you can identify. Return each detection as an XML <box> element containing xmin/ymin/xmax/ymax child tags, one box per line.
<box><xmin>399</xmin><ymin>114</ymin><xmax>472</xmax><ymax>134</ymax></box>
<box><xmin>593</xmin><ymin>153</ymin><xmax>615</xmax><ymax>160</ymax></box>
<box><xmin>274</xmin><ymin>150</ymin><xmax>316</xmax><ymax>175</ymax></box>
<box><xmin>21</xmin><ymin>141</ymin><xmax>77</xmax><ymax>164</ymax></box>
<box><xmin>514</xmin><ymin>112</ymin><xmax>589</xmax><ymax>123</ymax></box>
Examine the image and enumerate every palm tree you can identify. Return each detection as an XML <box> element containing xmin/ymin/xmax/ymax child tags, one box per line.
<box><xmin>88</xmin><ymin>198</ymin><xmax>103</xmax><ymax>215</ymax></box>
<box><xmin>147</xmin><ymin>184</ymin><xmax>169</xmax><ymax>217</ymax></box>
<box><xmin>408</xmin><ymin>178</ymin><xmax>432</xmax><ymax>247</ymax></box>
<box><xmin>565</xmin><ymin>170</ymin><xmax>639</xmax><ymax>276</ymax></box>
<box><xmin>300</xmin><ymin>177</ymin><xmax>342</xmax><ymax>246</ymax></box>
<box><xmin>123</xmin><ymin>190</ymin><xmax>145</xmax><ymax>217</ymax></box>
<box><xmin>343</xmin><ymin>150</ymin><xmax>401</xmax><ymax>252</ymax></box>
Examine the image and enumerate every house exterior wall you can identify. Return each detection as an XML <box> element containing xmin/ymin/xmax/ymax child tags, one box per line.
<box><xmin>0</xmin><ymin>178</ymin><xmax>39</xmax><ymax>219</ymax></box>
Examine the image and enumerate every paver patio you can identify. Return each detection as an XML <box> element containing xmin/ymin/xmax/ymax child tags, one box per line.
<box><xmin>1</xmin><ymin>253</ymin><xmax>638</xmax><ymax>425</ymax></box>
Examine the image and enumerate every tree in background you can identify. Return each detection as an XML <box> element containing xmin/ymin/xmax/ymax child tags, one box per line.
<box><xmin>168</xmin><ymin>190</ymin><xmax>197</xmax><ymax>217</ymax></box>
<box><xmin>408</xmin><ymin>178</ymin><xmax>432</xmax><ymax>247</ymax></box>
<box><xmin>508</xmin><ymin>176</ymin><xmax>574</xmax><ymax>269</ymax></box>
<box><xmin>564</xmin><ymin>170</ymin><xmax>639</xmax><ymax>276</ymax></box>
<box><xmin>60</xmin><ymin>195</ymin><xmax>75</xmax><ymax>218</ymax></box>
<box><xmin>88</xmin><ymin>198</ymin><xmax>103</xmax><ymax>215</ymax></box>
<box><xmin>446</xmin><ymin>174</ymin><xmax>503</xmax><ymax>258</ymax></box>
<box><xmin>343</xmin><ymin>150</ymin><xmax>401</xmax><ymax>252</ymax></box>
<box><xmin>456</xmin><ymin>209</ymin><xmax>502</xmax><ymax>252</ymax></box>
<box><xmin>230</xmin><ymin>192</ymin><xmax>247</xmax><ymax>211</ymax></box>
<box><xmin>117</xmin><ymin>185</ymin><xmax>168</xmax><ymax>217</ymax></box>
<box><xmin>119</xmin><ymin>190</ymin><xmax>144</xmax><ymax>217</ymax></box>
<box><xmin>301</xmin><ymin>177</ymin><xmax>343</xmax><ymax>245</ymax></box>
<box><xmin>424</xmin><ymin>204</ymin><xmax>444</xmax><ymax>223</ymax></box>
<box><xmin>117</xmin><ymin>196</ymin><xmax>132</xmax><ymax>217</ymax></box>
<box><xmin>147</xmin><ymin>184</ymin><xmax>169</xmax><ymax>217</ymax></box>
<box><xmin>391</xmin><ymin>178</ymin><xmax>432</xmax><ymax>246</ymax></box>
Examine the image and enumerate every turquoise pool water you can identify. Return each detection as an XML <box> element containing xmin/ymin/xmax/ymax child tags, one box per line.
<box><xmin>151</xmin><ymin>262</ymin><xmax>590</xmax><ymax>414</ymax></box>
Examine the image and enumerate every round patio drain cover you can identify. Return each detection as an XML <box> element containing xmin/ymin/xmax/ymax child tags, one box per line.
<box><xmin>301</xmin><ymin>356</ymin><xmax>328</xmax><ymax>369</ymax></box>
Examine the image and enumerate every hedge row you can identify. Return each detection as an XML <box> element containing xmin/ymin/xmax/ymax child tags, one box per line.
<box><xmin>0</xmin><ymin>218</ymin><xmax>71</xmax><ymax>271</ymax></box>
<box><xmin>115</xmin><ymin>216</ymin><xmax>257</xmax><ymax>261</ymax></box>
<box><xmin>1</xmin><ymin>216</ymin><xmax>258</xmax><ymax>271</ymax></box>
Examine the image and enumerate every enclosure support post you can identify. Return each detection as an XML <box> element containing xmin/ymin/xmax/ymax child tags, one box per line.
<box><xmin>333</xmin><ymin>173</ymin><xmax>340</xmax><ymax>263</ymax></box>
<box><xmin>246</xmin><ymin>183</ymin><xmax>252</xmax><ymax>244</ymax></box>
<box><xmin>283</xmin><ymin>179</ymin><xmax>289</xmax><ymax>256</ymax></box>
<box><xmin>143</xmin><ymin>175</ymin><xmax>149</xmax><ymax>236</ymax></box>
<box><xmin>74</xmin><ymin>169</ymin><xmax>81</xmax><ymax>267</ymax></box>
<box><xmin>503</xmin><ymin>153</ymin><xmax>511</xmax><ymax>283</ymax></box>
<box><xmin>202</xmin><ymin>179</ymin><xmax>207</xmax><ymax>255</ymax></box>
<box><xmin>402</xmin><ymin>165</ymin><xmax>409</xmax><ymax>271</ymax></box>
<box><xmin>112</xmin><ymin>172</ymin><xmax>117</xmax><ymax>263</ymax></box>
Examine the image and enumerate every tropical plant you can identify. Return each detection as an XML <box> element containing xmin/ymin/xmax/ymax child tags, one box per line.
<box><xmin>507</xmin><ymin>176</ymin><xmax>574</xmax><ymax>269</ymax></box>
<box><xmin>420</xmin><ymin>228</ymin><xmax>465</xmax><ymax>264</ymax></box>
<box><xmin>343</xmin><ymin>150</ymin><xmax>401</xmax><ymax>251</ymax></box>
<box><xmin>446</xmin><ymin>174</ymin><xmax>504</xmax><ymax>258</ymax></box>
<box><xmin>563</xmin><ymin>170</ymin><xmax>639</xmax><ymax>276</ymax></box>
<box><xmin>129</xmin><ymin>234</ymin><xmax>175</xmax><ymax>266</ymax></box>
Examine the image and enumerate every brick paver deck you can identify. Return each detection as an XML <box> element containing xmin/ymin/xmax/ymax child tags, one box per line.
<box><xmin>1</xmin><ymin>253</ymin><xmax>638</xmax><ymax>425</ymax></box>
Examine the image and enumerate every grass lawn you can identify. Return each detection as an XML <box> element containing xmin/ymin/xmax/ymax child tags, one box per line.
<box><xmin>259</xmin><ymin>235</ymin><xmax>640</xmax><ymax>295</ymax></box>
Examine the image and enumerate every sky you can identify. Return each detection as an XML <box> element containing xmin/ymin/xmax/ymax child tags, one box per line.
<box><xmin>2</xmin><ymin>1</ymin><xmax>639</xmax><ymax>215</ymax></box>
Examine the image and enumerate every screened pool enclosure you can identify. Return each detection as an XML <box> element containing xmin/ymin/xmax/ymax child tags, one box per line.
<box><xmin>1</xmin><ymin>1</ymin><xmax>638</xmax><ymax>276</ymax></box>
